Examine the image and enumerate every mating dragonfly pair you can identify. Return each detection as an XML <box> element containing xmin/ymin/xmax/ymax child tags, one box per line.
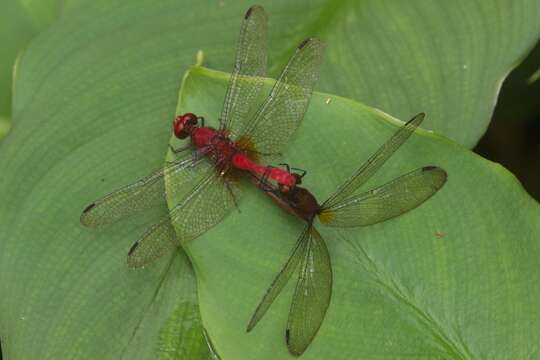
<box><xmin>81</xmin><ymin>5</ymin><xmax>446</xmax><ymax>357</ymax></box>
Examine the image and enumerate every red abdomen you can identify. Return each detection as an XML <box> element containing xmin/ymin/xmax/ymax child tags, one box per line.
<box><xmin>232</xmin><ymin>154</ymin><xmax>297</xmax><ymax>187</ymax></box>
<box><xmin>190</xmin><ymin>127</ymin><xmax>296</xmax><ymax>187</ymax></box>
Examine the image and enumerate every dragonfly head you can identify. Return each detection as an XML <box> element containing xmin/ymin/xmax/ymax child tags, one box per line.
<box><xmin>278</xmin><ymin>173</ymin><xmax>302</xmax><ymax>194</ymax></box>
<box><xmin>173</xmin><ymin>113</ymin><xmax>199</xmax><ymax>139</ymax></box>
<box><xmin>291</xmin><ymin>172</ymin><xmax>303</xmax><ymax>185</ymax></box>
<box><xmin>275</xmin><ymin>164</ymin><xmax>305</xmax><ymax>194</ymax></box>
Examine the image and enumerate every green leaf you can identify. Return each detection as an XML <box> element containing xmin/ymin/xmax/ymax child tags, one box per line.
<box><xmin>309</xmin><ymin>1</ymin><xmax>540</xmax><ymax>148</ymax></box>
<box><xmin>10</xmin><ymin>1</ymin><xmax>540</xmax><ymax>146</ymax></box>
<box><xmin>0</xmin><ymin>116</ymin><xmax>10</xmax><ymax>140</ymax></box>
<box><xmin>177</xmin><ymin>66</ymin><xmax>540</xmax><ymax>359</ymax></box>
<box><xmin>17</xmin><ymin>0</ymin><xmax>63</xmax><ymax>30</ymax></box>
<box><xmin>2</xmin><ymin>0</ymin><xmax>540</xmax><ymax>359</ymax></box>
<box><xmin>0</xmin><ymin>0</ymin><xmax>63</xmax><ymax>119</ymax></box>
<box><xmin>528</xmin><ymin>67</ymin><xmax>540</xmax><ymax>83</ymax></box>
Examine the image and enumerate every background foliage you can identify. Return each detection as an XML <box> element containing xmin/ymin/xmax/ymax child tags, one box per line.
<box><xmin>475</xmin><ymin>42</ymin><xmax>540</xmax><ymax>200</ymax></box>
<box><xmin>0</xmin><ymin>0</ymin><xmax>539</xmax><ymax>359</ymax></box>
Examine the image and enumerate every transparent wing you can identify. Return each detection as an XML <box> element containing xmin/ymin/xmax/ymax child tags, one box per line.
<box><xmin>170</xmin><ymin>163</ymin><xmax>241</xmax><ymax>243</ymax></box>
<box><xmin>126</xmin><ymin>215</ymin><xmax>178</xmax><ymax>268</ymax></box>
<box><xmin>80</xmin><ymin>151</ymin><xmax>196</xmax><ymax>227</ymax></box>
<box><xmin>219</xmin><ymin>5</ymin><xmax>268</xmax><ymax>138</ymax></box>
<box><xmin>322</xmin><ymin>113</ymin><xmax>425</xmax><ymax>209</ymax></box>
<box><xmin>320</xmin><ymin>166</ymin><xmax>447</xmax><ymax>227</ymax></box>
<box><xmin>246</xmin><ymin>225</ymin><xmax>310</xmax><ymax>332</ymax></box>
<box><xmin>237</xmin><ymin>38</ymin><xmax>325</xmax><ymax>160</ymax></box>
<box><xmin>128</xmin><ymin>160</ymin><xmax>240</xmax><ymax>268</ymax></box>
<box><xmin>286</xmin><ymin>227</ymin><xmax>332</xmax><ymax>356</ymax></box>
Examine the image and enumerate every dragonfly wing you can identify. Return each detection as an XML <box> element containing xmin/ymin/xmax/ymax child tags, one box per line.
<box><xmin>80</xmin><ymin>151</ymin><xmax>195</xmax><ymax>227</ymax></box>
<box><xmin>169</xmin><ymin>164</ymin><xmax>241</xmax><ymax>244</ymax></box>
<box><xmin>246</xmin><ymin>225</ymin><xmax>310</xmax><ymax>332</ymax></box>
<box><xmin>127</xmin><ymin>213</ymin><xmax>178</xmax><ymax>268</ymax></box>
<box><xmin>127</xmin><ymin>159</ymin><xmax>240</xmax><ymax>268</ymax></box>
<box><xmin>238</xmin><ymin>38</ymin><xmax>325</xmax><ymax>160</ymax></box>
<box><xmin>219</xmin><ymin>5</ymin><xmax>268</xmax><ymax>138</ymax></box>
<box><xmin>322</xmin><ymin>113</ymin><xmax>425</xmax><ymax>209</ymax></box>
<box><xmin>286</xmin><ymin>227</ymin><xmax>332</xmax><ymax>356</ymax></box>
<box><xmin>320</xmin><ymin>166</ymin><xmax>447</xmax><ymax>227</ymax></box>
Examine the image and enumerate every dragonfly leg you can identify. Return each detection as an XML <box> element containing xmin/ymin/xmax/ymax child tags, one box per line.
<box><xmin>278</xmin><ymin>163</ymin><xmax>291</xmax><ymax>173</ymax></box>
<box><xmin>192</xmin><ymin>147</ymin><xmax>209</xmax><ymax>162</ymax></box>
<box><xmin>255</xmin><ymin>166</ymin><xmax>277</xmax><ymax>193</ymax></box>
<box><xmin>169</xmin><ymin>144</ymin><xmax>191</xmax><ymax>154</ymax></box>
<box><xmin>224</xmin><ymin>179</ymin><xmax>241</xmax><ymax>213</ymax></box>
<box><xmin>164</xmin><ymin>146</ymin><xmax>203</xmax><ymax>166</ymax></box>
<box><xmin>164</xmin><ymin>144</ymin><xmax>194</xmax><ymax>165</ymax></box>
<box><xmin>261</xmin><ymin>165</ymin><xmax>274</xmax><ymax>183</ymax></box>
<box><xmin>290</xmin><ymin>167</ymin><xmax>307</xmax><ymax>180</ymax></box>
<box><xmin>277</xmin><ymin>163</ymin><xmax>306</xmax><ymax>179</ymax></box>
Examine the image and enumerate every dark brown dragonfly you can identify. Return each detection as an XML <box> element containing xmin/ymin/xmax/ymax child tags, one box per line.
<box><xmin>80</xmin><ymin>6</ymin><xmax>324</xmax><ymax>267</ymax></box>
<box><xmin>247</xmin><ymin>113</ymin><xmax>447</xmax><ymax>356</ymax></box>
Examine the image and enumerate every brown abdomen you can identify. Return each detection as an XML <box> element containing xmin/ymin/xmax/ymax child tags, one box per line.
<box><xmin>290</xmin><ymin>187</ymin><xmax>319</xmax><ymax>222</ymax></box>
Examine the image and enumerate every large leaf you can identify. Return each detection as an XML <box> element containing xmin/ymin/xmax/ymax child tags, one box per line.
<box><xmin>1</xmin><ymin>0</ymin><xmax>539</xmax><ymax>359</ymax></box>
<box><xmin>315</xmin><ymin>0</ymin><xmax>540</xmax><ymax>148</ymax></box>
<box><xmin>0</xmin><ymin>0</ymin><xmax>63</xmax><ymax>120</ymax></box>
<box><xmin>8</xmin><ymin>0</ymin><xmax>540</xmax><ymax>147</ymax></box>
<box><xmin>0</xmin><ymin>116</ymin><xmax>10</xmax><ymax>140</ymax></box>
<box><xmin>179</xmin><ymin>67</ymin><xmax>540</xmax><ymax>359</ymax></box>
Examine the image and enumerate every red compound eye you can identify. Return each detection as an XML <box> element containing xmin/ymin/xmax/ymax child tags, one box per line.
<box><xmin>173</xmin><ymin>113</ymin><xmax>198</xmax><ymax>139</ymax></box>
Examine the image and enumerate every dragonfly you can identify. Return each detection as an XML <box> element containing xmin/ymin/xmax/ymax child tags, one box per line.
<box><xmin>247</xmin><ymin>113</ymin><xmax>447</xmax><ymax>356</ymax></box>
<box><xmin>80</xmin><ymin>5</ymin><xmax>324</xmax><ymax>268</ymax></box>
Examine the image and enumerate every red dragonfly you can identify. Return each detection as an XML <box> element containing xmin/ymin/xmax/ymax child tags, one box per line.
<box><xmin>247</xmin><ymin>113</ymin><xmax>447</xmax><ymax>356</ymax></box>
<box><xmin>80</xmin><ymin>5</ymin><xmax>324</xmax><ymax>267</ymax></box>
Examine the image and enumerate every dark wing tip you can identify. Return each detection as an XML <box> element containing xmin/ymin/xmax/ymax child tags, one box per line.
<box><xmin>245</xmin><ymin>5</ymin><xmax>264</xmax><ymax>19</ymax></box>
<box><xmin>402</xmin><ymin>112</ymin><xmax>426</xmax><ymax>129</ymax></box>
<box><xmin>422</xmin><ymin>165</ymin><xmax>448</xmax><ymax>177</ymax></box>
<box><xmin>298</xmin><ymin>38</ymin><xmax>313</xmax><ymax>49</ymax></box>
<box><xmin>287</xmin><ymin>334</ymin><xmax>303</xmax><ymax>357</ymax></box>
<box><xmin>409</xmin><ymin>112</ymin><xmax>425</xmax><ymax>123</ymax></box>
<box><xmin>80</xmin><ymin>203</ymin><xmax>96</xmax><ymax>226</ymax></box>
<box><xmin>298</xmin><ymin>37</ymin><xmax>325</xmax><ymax>51</ymax></box>
<box><xmin>246</xmin><ymin>311</ymin><xmax>259</xmax><ymax>332</ymax></box>
<box><xmin>126</xmin><ymin>242</ymin><xmax>142</xmax><ymax>268</ymax></box>
<box><xmin>127</xmin><ymin>241</ymin><xmax>139</xmax><ymax>256</ymax></box>
<box><xmin>285</xmin><ymin>329</ymin><xmax>303</xmax><ymax>356</ymax></box>
<box><xmin>82</xmin><ymin>203</ymin><xmax>95</xmax><ymax>214</ymax></box>
<box><xmin>422</xmin><ymin>166</ymin><xmax>448</xmax><ymax>188</ymax></box>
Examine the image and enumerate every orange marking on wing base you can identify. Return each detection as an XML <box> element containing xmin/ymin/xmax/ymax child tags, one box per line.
<box><xmin>236</xmin><ymin>135</ymin><xmax>260</xmax><ymax>163</ymax></box>
<box><xmin>318</xmin><ymin>210</ymin><xmax>334</xmax><ymax>224</ymax></box>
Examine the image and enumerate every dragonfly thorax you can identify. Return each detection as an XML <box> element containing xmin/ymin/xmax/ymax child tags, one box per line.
<box><xmin>284</xmin><ymin>186</ymin><xmax>320</xmax><ymax>222</ymax></box>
